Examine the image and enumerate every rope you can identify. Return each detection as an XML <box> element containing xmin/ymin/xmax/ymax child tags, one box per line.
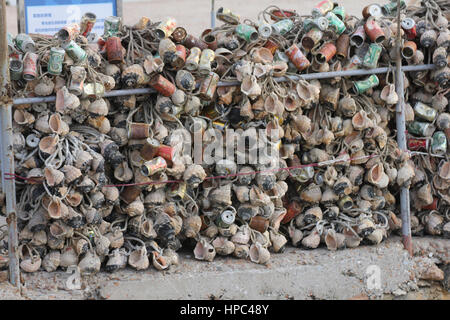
<box><xmin>4</xmin><ymin>153</ymin><xmax>380</xmax><ymax>187</ymax></box>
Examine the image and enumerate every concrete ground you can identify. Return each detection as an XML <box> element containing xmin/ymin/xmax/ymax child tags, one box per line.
<box><xmin>1</xmin><ymin>236</ymin><xmax>448</xmax><ymax>300</ymax></box>
<box><xmin>6</xmin><ymin>0</ymin><xmax>394</xmax><ymax>36</ymax></box>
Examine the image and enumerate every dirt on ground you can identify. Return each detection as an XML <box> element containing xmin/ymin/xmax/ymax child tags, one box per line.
<box><xmin>0</xmin><ymin>236</ymin><xmax>448</xmax><ymax>300</ymax></box>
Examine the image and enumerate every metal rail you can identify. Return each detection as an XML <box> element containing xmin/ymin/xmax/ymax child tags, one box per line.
<box><xmin>395</xmin><ymin>0</ymin><xmax>412</xmax><ymax>256</ymax></box>
<box><xmin>211</xmin><ymin>0</ymin><xmax>216</xmax><ymax>28</ymax></box>
<box><xmin>0</xmin><ymin>0</ymin><xmax>20</xmax><ymax>289</ymax></box>
<box><xmin>12</xmin><ymin>87</ymin><xmax>157</xmax><ymax>105</ymax></box>
<box><xmin>12</xmin><ymin>64</ymin><xmax>436</xmax><ymax>105</ymax></box>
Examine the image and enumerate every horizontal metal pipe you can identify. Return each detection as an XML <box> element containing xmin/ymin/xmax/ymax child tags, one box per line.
<box><xmin>12</xmin><ymin>87</ymin><xmax>157</xmax><ymax>105</ymax></box>
<box><xmin>12</xmin><ymin>64</ymin><xmax>436</xmax><ymax>105</ymax></box>
<box><xmin>13</xmin><ymin>96</ymin><xmax>57</xmax><ymax>104</ymax></box>
<box><xmin>219</xmin><ymin>64</ymin><xmax>436</xmax><ymax>86</ymax></box>
<box><xmin>102</xmin><ymin>87</ymin><xmax>157</xmax><ymax>97</ymax></box>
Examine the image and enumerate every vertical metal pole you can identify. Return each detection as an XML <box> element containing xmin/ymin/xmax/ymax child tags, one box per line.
<box><xmin>17</xmin><ymin>0</ymin><xmax>25</xmax><ymax>34</ymax></box>
<box><xmin>211</xmin><ymin>0</ymin><xmax>215</xmax><ymax>28</ymax></box>
<box><xmin>0</xmin><ymin>0</ymin><xmax>20</xmax><ymax>288</ymax></box>
<box><xmin>116</xmin><ymin>0</ymin><xmax>123</xmax><ymax>18</ymax></box>
<box><xmin>395</xmin><ymin>0</ymin><xmax>412</xmax><ymax>256</ymax></box>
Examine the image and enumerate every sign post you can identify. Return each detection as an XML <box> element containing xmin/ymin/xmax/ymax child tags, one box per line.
<box><xmin>17</xmin><ymin>0</ymin><xmax>122</xmax><ymax>35</ymax></box>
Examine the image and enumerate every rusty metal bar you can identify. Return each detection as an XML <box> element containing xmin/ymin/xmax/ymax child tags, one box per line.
<box><xmin>13</xmin><ymin>87</ymin><xmax>157</xmax><ymax>105</ymax></box>
<box><xmin>12</xmin><ymin>64</ymin><xmax>436</xmax><ymax>105</ymax></box>
<box><xmin>224</xmin><ymin>64</ymin><xmax>435</xmax><ymax>86</ymax></box>
<box><xmin>395</xmin><ymin>0</ymin><xmax>412</xmax><ymax>256</ymax></box>
<box><xmin>0</xmin><ymin>0</ymin><xmax>20</xmax><ymax>288</ymax></box>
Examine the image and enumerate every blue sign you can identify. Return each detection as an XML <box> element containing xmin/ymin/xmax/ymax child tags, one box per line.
<box><xmin>24</xmin><ymin>0</ymin><xmax>118</xmax><ymax>35</ymax></box>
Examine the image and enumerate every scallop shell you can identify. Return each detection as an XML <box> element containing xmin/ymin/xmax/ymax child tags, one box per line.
<box><xmin>269</xmin><ymin>230</ymin><xmax>287</xmax><ymax>253</ymax></box>
<box><xmin>95</xmin><ymin>235</ymin><xmax>111</xmax><ymax>257</ymax></box>
<box><xmin>171</xmin><ymin>89</ymin><xmax>186</xmax><ymax>106</ymax></box>
<box><xmin>101</xmin><ymin>186</ymin><xmax>119</xmax><ymax>204</ymax></box>
<box><xmin>59</xmin><ymin>246</ymin><xmax>79</xmax><ymax>269</ymax></box>
<box><xmin>416</xmin><ymin>183</ymin><xmax>433</xmax><ymax>206</ymax></box>
<box><xmin>380</xmin><ymin>84</ymin><xmax>398</xmax><ymax>105</ymax></box>
<box><xmin>39</xmin><ymin>135</ymin><xmax>59</xmax><ymax>155</ymax></box>
<box><xmin>122</xmin><ymin>64</ymin><xmax>147</xmax><ymax>87</ymax></box>
<box><xmin>299</xmin><ymin>183</ymin><xmax>321</xmax><ymax>203</ymax></box>
<box><xmin>58</xmin><ymin>86</ymin><xmax>80</xmax><ymax>113</ymax></box>
<box><xmin>212</xmin><ymin>237</ymin><xmax>235</xmax><ymax>256</ymax></box>
<box><xmin>194</xmin><ymin>238</ymin><xmax>216</xmax><ymax>262</ymax></box>
<box><xmin>48</xmin><ymin>113</ymin><xmax>69</xmax><ymax>135</ymax></box>
<box><xmin>249</xmin><ymin>243</ymin><xmax>270</xmax><ymax>264</ymax></box>
<box><xmin>74</xmin><ymin>150</ymin><xmax>93</xmax><ymax>170</ymax></box>
<box><xmin>367</xmin><ymin>229</ymin><xmax>384</xmax><ymax>245</ymax></box>
<box><xmin>397</xmin><ymin>161</ymin><xmax>416</xmax><ymax>187</ymax></box>
<box><xmin>34</xmin><ymin>76</ymin><xmax>55</xmax><ymax>96</ymax></box>
<box><xmin>324</xmin><ymin>166</ymin><xmax>338</xmax><ymax>186</ymax></box>
<box><xmin>423</xmin><ymin>213</ymin><xmax>444</xmax><ymax>236</ymax></box>
<box><xmin>44</xmin><ymin>167</ymin><xmax>65</xmax><ymax>187</ymax></box>
<box><xmin>42</xmin><ymin>250</ymin><xmax>61</xmax><ymax>272</ymax></box>
<box><xmin>183</xmin><ymin>164</ymin><xmax>206</xmax><ymax>188</ymax></box>
<box><xmin>62</xmin><ymin>165</ymin><xmax>82</xmax><ymax>184</ymax></box>
<box><xmin>87</xmin><ymin>116</ymin><xmax>111</xmax><ymax>134</ymax></box>
<box><xmin>124</xmin><ymin>198</ymin><xmax>145</xmax><ymax>217</ymax></box>
<box><xmin>114</xmin><ymin>161</ymin><xmax>133</xmax><ymax>182</ymax></box>
<box><xmin>65</xmin><ymin>191</ymin><xmax>83</xmax><ymax>207</ymax></box>
<box><xmin>20</xmin><ymin>250</ymin><xmax>42</xmax><ymax>273</ymax></box>
<box><xmin>210</xmin><ymin>183</ymin><xmax>232</xmax><ymax>206</ymax></box>
<box><xmin>128</xmin><ymin>247</ymin><xmax>149</xmax><ymax>270</ymax></box>
<box><xmin>78</xmin><ymin>251</ymin><xmax>101</xmax><ymax>275</ymax></box>
<box><xmin>250</xmin><ymin>47</ymin><xmax>273</xmax><ymax>64</ymax></box>
<box><xmin>47</xmin><ymin>197</ymin><xmax>68</xmax><ymax>219</ymax></box>
<box><xmin>99</xmin><ymin>74</ymin><xmax>116</xmax><ymax>91</ymax></box>
<box><xmin>152</xmin><ymin>251</ymin><xmax>169</xmax><ymax>271</ymax></box>
<box><xmin>88</xmin><ymin>99</ymin><xmax>109</xmax><ymax>116</ymax></box>
<box><xmin>352</xmin><ymin>110</ymin><xmax>373</xmax><ymax>130</ymax></box>
<box><xmin>272</xmin><ymin>61</ymin><xmax>288</xmax><ymax>77</ymax></box>
<box><xmin>325</xmin><ymin>229</ymin><xmax>345</xmax><ymax>251</ymax></box>
<box><xmin>106</xmin><ymin>230</ymin><xmax>124</xmax><ymax>249</ymax></box>
<box><xmin>438</xmin><ymin>161</ymin><xmax>450</xmax><ymax>181</ymax></box>
<box><xmin>35</xmin><ymin>114</ymin><xmax>51</xmax><ymax>133</ymax></box>
<box><xmin>343</xmin><ymin>227</ymin><xmax>361</xmax><ymax>248</ymax></box>
<box><xmin>241</xmin><ymin>75</ymin><xmax>261</xmax><ymax>99</ymax></box>
<box><xmin>321</xmin><ymin>187</ymin><xmax>339</xmax><ymax>204</ymax></box>
<box><xmin>14</xmin><ymin>109</ymin><xmax>35</xmax><ymax>125</ymax></box>
<box><xmin>184</xmin><ymin>215</ymin><xmax>202</xmax><ymax>238</ymax></box>
<box><xmin>301</xmin><ymin>229</ymin><xmax>321</xmax><ymax>249</ymax></box>
<box><xmin>141</xmin><ymin>219</ymin><xmax>158</xmax><ymax>238</ymax></box>
<box><xmin>366</xmin><ymin>163</ymin><xmax>389</xmax><ymax>189</ymax></box>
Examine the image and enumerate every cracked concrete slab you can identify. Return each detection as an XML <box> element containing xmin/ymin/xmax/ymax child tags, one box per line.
<box><xmin>97</xmin><ymin>237</ymin><xmax>415</xmax><ymax>300</ymax></box>
<box><xmin>1</xmin><ymin>236</ymin><xmax>448</xmax><ymax>300</ymax></box>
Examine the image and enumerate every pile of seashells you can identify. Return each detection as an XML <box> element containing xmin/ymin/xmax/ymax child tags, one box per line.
<box><xmin>1</xmin><ymin>0</ymin><xmax>449</xmax><ymax>275</ymax></box>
